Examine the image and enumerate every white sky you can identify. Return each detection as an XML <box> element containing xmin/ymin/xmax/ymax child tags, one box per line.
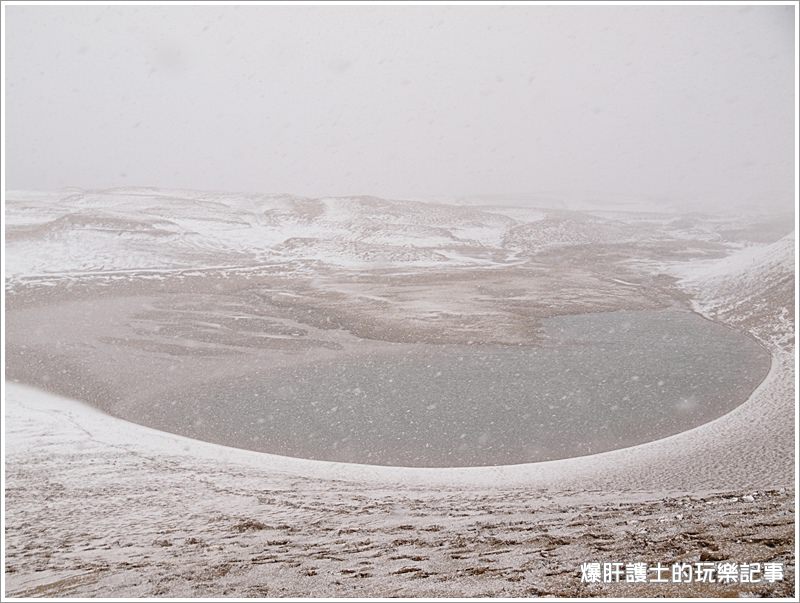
<box><xmin>4</xmin><ymin>4</ymin><xmax>796</xmax><ymax>210</ymax></box>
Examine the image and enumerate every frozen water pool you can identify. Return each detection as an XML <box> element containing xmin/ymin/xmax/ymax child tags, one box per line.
<box><xmin>150</xmin><ymin>309</ymin><xmax>770</xmax><ymax>467</ymax></box>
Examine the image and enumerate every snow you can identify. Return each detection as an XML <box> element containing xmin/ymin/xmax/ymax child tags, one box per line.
<box><xmin>671</xmin><ymin>235</ymin><xmax>794</xmax><ymax>289</ymax></box>
<box><xmin>4</xmin><ymin>189</ymin><xmax>524</xmax><ymax>281</ymax></box>
<box><xmin>6</xmin><ymin>376</ymin><xmax>793</xmax><ymax>597</ymax></box>
<box><xmin>3</xmin><ymin>189</ymin><xmax>795</xmax><ymax>597</ymax></box>
<box><xmin>669</xmin><ymin>233</ymin><xmax>795</xmax><ymax>350</ymax></box>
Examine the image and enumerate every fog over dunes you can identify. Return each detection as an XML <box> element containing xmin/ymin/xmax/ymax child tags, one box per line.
<box><xmin>5</xmin><ymin>5</ymin><xmax>795</xmax><ymax>211</ymax></box>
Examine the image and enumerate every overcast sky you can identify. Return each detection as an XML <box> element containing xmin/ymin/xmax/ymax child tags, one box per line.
<box><xmin>4</xmin><ymin>4</ymin><xmax>796</xmax><ymax>210</ymax></box>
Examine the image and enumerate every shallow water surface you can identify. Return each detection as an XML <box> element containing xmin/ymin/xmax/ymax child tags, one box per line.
<box><xmin>150</xmin><ymin>309</ymin><xmax>770</xmax><ymax>467</ymax></box>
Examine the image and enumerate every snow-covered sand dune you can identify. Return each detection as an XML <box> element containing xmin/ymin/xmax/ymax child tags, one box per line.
<box><xmin>6</xmin><ymin>187</ymin><xmax>761</xmax><ymax>281</ymax></box>
<box><xmin>4</xmin><ymin>188</ymin><xmax>523</xmax><ymax>279</ymax></box>
<box><xmin>3</xmin><ymin>189</ymin><xmax>795</xmax><ymax>597</ymax></box>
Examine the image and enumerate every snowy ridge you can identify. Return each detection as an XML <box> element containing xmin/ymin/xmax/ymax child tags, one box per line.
<box><xmin>672</xmin><ymin>233</ymin><xmax>795</xmax><ymax>350</ymax></box>
<box><xmin>4</xmin><ymin>188</ymin><xmax>528</xmax><ymax>279</ymax></box>
<box><xmin>6</xmin><ymin>188</ymin><xmax>785</xmax><ymax>283</ymax></box>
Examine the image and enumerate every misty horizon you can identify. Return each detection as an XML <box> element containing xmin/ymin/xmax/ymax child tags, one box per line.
<box><xmin>5</xmin><ymin>4</ymin><xmax>796</xmax><ymax>213</ymax></box>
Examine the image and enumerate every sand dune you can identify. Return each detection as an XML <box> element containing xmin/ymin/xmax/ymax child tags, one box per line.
<box><xmin>3</xmin><ymin>190</ymin><xmax>795</xmax><ymax>597</ymax></box>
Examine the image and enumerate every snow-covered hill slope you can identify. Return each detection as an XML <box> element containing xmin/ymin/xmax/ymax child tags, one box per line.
<box><xmin>672</xmin><ymin>233</ymin><xmax>795</xmax><ymax>350</ymax></box>
<box><xmin>4</xmin><ymin>188</ymin><xmax>522</xmax><ymax>278</ymax></box>
<box><xmin>8</xmin><ymin>188</ymin><xmax>782</xmax><ymax>282</ymax></box>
